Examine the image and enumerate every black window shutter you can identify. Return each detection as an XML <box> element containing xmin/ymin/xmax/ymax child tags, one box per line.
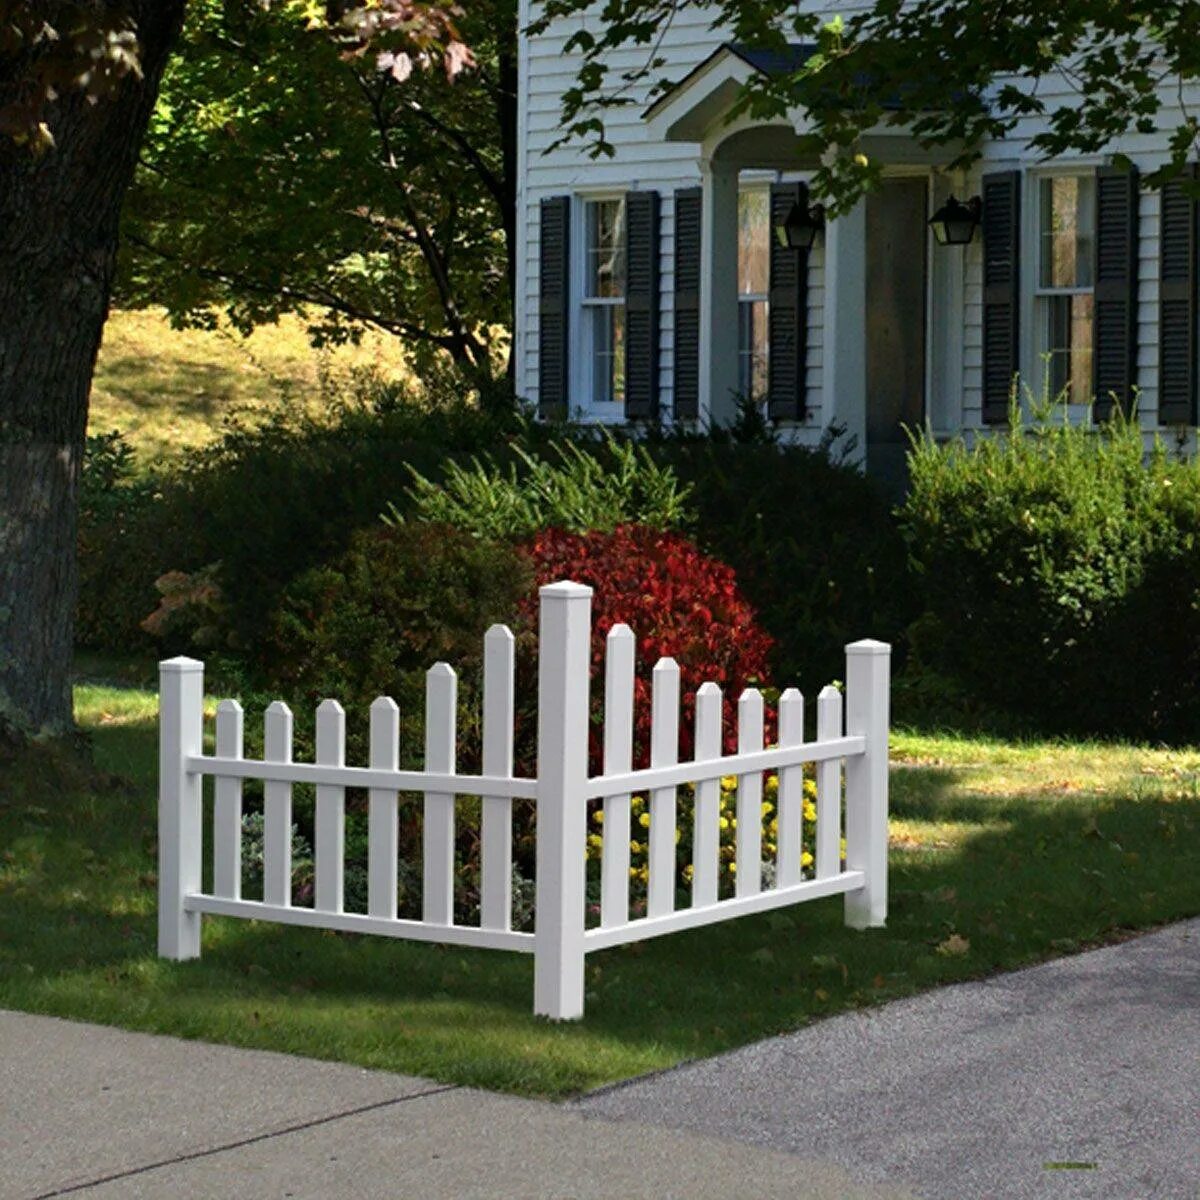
<box><xmin>673</xmin><ymin>187</ymin><xmax>702</xmax><ymax>420</ymax></box>
<box><xmin>982</xmin><ymin>170</ymin><xmax>1021</xmax><ymax>425</ymax></box>
<box><xmin>1159</xmin><ymin>165</ymin><xmax>1197</xmax><ymax>427</ymax></box>
<box><xmin>538</xmin><ymin>195</ymin><xmax>571</xmax><ymax>418</ymax></box>
<box><xmin>1092</xmin><ymin>165</ymin><xmax>1140</xmax><ymax>421</ymax></box>
<box><xmin>624</xmin><ymin>190</ymin><xmax>661</xmax><ymax>420</ymax></box>
<box><xmin>767</xmin><ymin>182</ymin><xmax>810</xmax><ymax>421</ymax></box>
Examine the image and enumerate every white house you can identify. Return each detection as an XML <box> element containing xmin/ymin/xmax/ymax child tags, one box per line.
<box><xmin>514</xmin><ymin>4</ymin><xmax>1200</xmax><ymax>481</ymax></box>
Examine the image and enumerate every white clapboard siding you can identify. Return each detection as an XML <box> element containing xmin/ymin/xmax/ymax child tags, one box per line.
<box><xmin>601</xmin><ymin>623</ymin><xmax>635</xmax><ymax>928</ymax></box>
<box><xmin>648</xmin><ymin>657</ymin><xmax>680</xmax><ymax>918</ymax></box>
<box><xmin>481</xmin><ymin>625</ymin><xmax>516</xmax><ymax>931</ymax></box>
<box><xmin>262</xmin><ymin>701</ymin><xmax>293</xmax><ymax>907</ymax></box>
<box><xmin>212</xmin><ymin>699</ymin><xmax>243</xmax><ymax>900</ymax></box>
<box><xmin>314</xmin><ymin>699</ymin><xmax>346</xmax><ymax>914</ymax></box>
<box><xmin>735</xmin><ymin>689</ymin><xmax>764</xmax><ymax>897</ymax></box>
<box><xmin>691</xmin><ymin>682</ymin><xmax>722</xmax><ymax>907</ymax></box>
<box><xmin>423</xmin><ymin>663</ymin><xmax>457</xmax><ymax>925</ymax></box>
<box><xmin>816</xmin><ymin>685</ymin><xmax>843</xmax><ymax>880</ymax></box>
<box><xmin>776</xmin><ymin>688</ymin><xmax>805</xmax><ymax>888</ymax></box>
<box><xmin>368</xmin><ymin>696</ymin><xmax>400</xmax><ymax>919</ymax></box>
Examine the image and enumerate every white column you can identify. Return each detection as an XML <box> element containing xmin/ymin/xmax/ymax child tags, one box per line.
<box><xmin>158</xmin><ymin>656</ymin><xmax>204</xmax><ymax>960</ymax></box>
<box><xmin>699</xmin><ymin>157</ymin><xmax>741</xmax><ymax>427</ymax></box>
<box><xmin>822</xmin><ymin>199</ymin><xmax>868</xmax><ymax>461</ymax></box>
<box><xmin>533</xmin><ymin>581</ymin><xmax>593</xmax><ymax>1020</ymax></box>
<box><xmin>843</xmin><ymin>639</ymin><xmax>891</xmax><ymax>930</ymax></box>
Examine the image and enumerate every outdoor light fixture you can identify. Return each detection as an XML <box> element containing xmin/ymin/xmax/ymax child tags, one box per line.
<box><xmin>928</xmin><ymin>194</ymin><xmax>982</xmax><ymax>246</ymax></box>
<box><xmin>774</xmin><ymin>200</ymin><xmax>825</xmax><ymax>251</ymax></box>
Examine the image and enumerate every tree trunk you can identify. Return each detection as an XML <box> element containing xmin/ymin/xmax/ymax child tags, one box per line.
<box><xmin>0</xmin><ymin>2</ymin><xmax>185</xmax><ymax>741</ymax></box>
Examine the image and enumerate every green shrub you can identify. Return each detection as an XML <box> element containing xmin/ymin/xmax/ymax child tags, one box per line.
<box><xmin>394</xmin><ymin>434</ymin><xmax>692</xmax><ymax>540</ymax></box>
<box><xmin>898</xmin><ymin>401</ymin><xmax>1200</xmax><ymax>737</ymax></box>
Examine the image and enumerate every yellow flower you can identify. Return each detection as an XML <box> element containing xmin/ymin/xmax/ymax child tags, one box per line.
<box><xmin>630</xmin><ymin>840</ymin><xmax>643</xmax><ymax>854</ymax></box>
<box><xmin>593</xmin><ymin>810</ymin><xmax>604</xmax><ymax>824</ymax></box>
<box><xmin>761</xmin><ymin>800</ymin><xmax>774</xmax><ymax>817</ymax></box>
<box><xmin>683</xmin><ymin>864</ymin><xmax>695</xmax><ymax>882</ymax></box>
<box><xmin>801</xmin><ymin>850</ymin><xmax>814</xmax><ymax>867</ymax></box>
<box><xmin>804</xmin><ymin>778</ymin><xmax>817</xmax><ymax>799</ymax></box>
<box><xmin>803</xmin><ymin>801</ymin><xmax>817</xmax><ymax>822</ymax></box>
<box><xmin>765</xmin><ymin>775</ymin><xmax>779</xmax><ymax>797</ymax></box>
<box><xmin>638</xmin><ymin>812</ymin><xmax>650</xmax><ymax>829</ymax></box>
<box><xmin>587</xmin><ymin>833</ymin><xmax>604</xmax><ymax>849</ymax></box>
<box><xmin>719</xmin><ymin>816</ymin><xmax>730</xmax><ymax>830</ymax></box>
<box><xmin>720</xmin><ymin>775</ymin><xmax>738</xmax><ymax>791</ymax></box>
<box><xmin>728</xmin><ymin>861</ymin><xmax>737</xmax><ymax>874</ymax></box>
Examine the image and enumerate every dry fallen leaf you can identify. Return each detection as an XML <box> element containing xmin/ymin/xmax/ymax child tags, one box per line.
<box><xmin>936</xmin><ymin>933</ymin><xmax>971</xmax><ymax>957</ymax></box>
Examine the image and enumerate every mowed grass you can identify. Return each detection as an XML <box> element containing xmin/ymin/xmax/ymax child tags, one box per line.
<box><xmin>3</xmin><ymin>683</ymin><xmax>1199</xmax><ymax>1098</ymax></box>
<box><xmin>90</xmin><ymin>308</ymin><xmax>414</xmax><ymax>464</ymax></box>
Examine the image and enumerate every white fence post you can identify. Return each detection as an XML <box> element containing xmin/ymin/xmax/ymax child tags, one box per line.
<box><xmin>159</xmin><ymin>656</ymin><xmax>205</xmax><ymax>960</ymax></box>
<box><xmin>534</xmin><ymin>581</ymin><xmax>593</xmax><ymax>1020</ymax></box>
<box><xmin>843</xmin><ymin>639</ymin><xmax>891</xmax><ymax>929</ymax></box>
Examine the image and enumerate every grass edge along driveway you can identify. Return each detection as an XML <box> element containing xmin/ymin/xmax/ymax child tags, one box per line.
<box><xmin>2</xmin><ymin>680</ymin><xmax>1198</xmax><ymax>1098</ymax></box>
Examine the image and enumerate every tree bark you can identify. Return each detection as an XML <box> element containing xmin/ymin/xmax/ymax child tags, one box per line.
<box><xmin>0</xmin><ymin>2</ymin><xmax>185</xmax><ymax>741</ymax></box>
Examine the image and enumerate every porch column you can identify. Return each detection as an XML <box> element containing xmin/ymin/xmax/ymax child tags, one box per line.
<box><xmin>822</xmin><ymin>199</ymin><xmax>868</xmax><ymax>459</ymax></box>
<box><xmin>699</xmin><ymin>157</ymin><xmax>740</xmax><ymax>426</ymax></box>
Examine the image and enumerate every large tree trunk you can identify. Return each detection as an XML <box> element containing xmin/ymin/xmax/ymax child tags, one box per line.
<box><xmin>0</xmin><ymin>3</ymin><xmax>185</xmax><ymax>742</ymax></box>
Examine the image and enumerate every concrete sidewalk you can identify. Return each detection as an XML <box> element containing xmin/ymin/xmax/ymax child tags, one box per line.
<box><xmin>2</xmin><ymin>1010</ymin><xmax>910</xmax><ymax>1200</ymax></box>
<box><xmin>580</xmin><ymin>918</ymin><xmax>1200</xmax><ymax>1199</ymax></box>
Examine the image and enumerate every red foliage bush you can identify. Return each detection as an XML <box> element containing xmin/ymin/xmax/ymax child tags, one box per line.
<box><xmin>517</xmin><ymin>525</ymin><xmax>775</xmax><ymax>768</ymax></box>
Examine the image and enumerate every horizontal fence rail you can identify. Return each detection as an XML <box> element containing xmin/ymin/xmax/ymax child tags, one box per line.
<box><xmin>159</xmin><ymin>581</ymin><xmax>890</xmax><ymax>1020</ymax></box>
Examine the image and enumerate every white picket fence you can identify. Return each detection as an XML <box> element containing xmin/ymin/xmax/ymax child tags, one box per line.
<box><xmin>159</xmin><ymin>580</ymin><xmax>890</xmax><ymax>1020</ymax></box>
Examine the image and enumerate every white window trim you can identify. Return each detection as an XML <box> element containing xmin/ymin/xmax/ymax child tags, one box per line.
<box><xmin>571</xmin><ymin>192</ymin><xmax>627</xmax><ymax>417</ymax></box>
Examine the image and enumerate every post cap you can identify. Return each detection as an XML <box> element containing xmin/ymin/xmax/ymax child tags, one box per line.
<box><xmin>539</xmin><ymin>580</ymin><xmax>593</xmax><ymax>598</ymax></box>
<box><xmin>159</xmin><ymin>656</ymin><xmax>204</xmax><ymax>673</ymax></box>
<box><xmin>845</xmin><ymin>639</ymin><xmax>891</xmax><ymax>656</ymax></box>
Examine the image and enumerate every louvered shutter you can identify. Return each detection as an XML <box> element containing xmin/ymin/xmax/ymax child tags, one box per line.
<box><xmin>767</xmin><ymin>182</ymin><xmax>810</xmax><ymax>421</ymax></box>
<box><xmin>982</xmin><ymin>170</ymin><xmax>1021</xmax><ymax>425</ymax></box>
<box><xmin>538</xmin><ymin>195</ymin><xmax>571</xmax><ymax>418</ymax></box>
<box><xmin>1092</xmin><ymin>166</ymin><xmax>1140</xmax><ymax>420</ymax></box>
<box><xmin>673</xmin><ymin>187</ymin><xmax>702</xmax><ymax>419</ymax></box>
<box><xmin>624</xmin><ymin>190</ymin><xmax>661</xmax><ymax>420</ymax></box>
<box><xmin>1159</xmin><ymin>165</ymin><xmax>1197</xmax><ymax>427</ymax></box>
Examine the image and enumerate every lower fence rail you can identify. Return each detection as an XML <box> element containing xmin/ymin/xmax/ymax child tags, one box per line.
<box><xmin>159</xmin><ymin>580</ymin><xmax>890</xmax><ymax>1020</ymax></box>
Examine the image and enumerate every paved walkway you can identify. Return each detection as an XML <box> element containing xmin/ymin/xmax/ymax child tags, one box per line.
<box><xmin>5</xmin><ymin>920</ymin><xmax>1197</xmax><ymax>1198</ymax></box>
<box><xmin>2</xmin><ymin>1010</ymin><xmax>908</xmax><ymax>1199</ymax></box>
<box><xmin>581</xmin><ymin>918</ymin><xmax>1200</xmax><ymax>1199</ymax></box>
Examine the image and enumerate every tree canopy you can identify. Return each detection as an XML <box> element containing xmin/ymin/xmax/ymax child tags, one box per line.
<box><xmin>534</xmin><ymin>0</ymin><xmax>1200</xmax><ymax>210</ymax></box>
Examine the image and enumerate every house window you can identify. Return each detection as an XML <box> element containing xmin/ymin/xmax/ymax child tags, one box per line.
<box><xmin>583</xmin><ymin>198</ymin><xmax>626</xmax><ymax>405</ymax></box>
<box><xmin>738</xmin><ymin>188</ymin><xmax>770</xmax><ymax>399</ymax></box>
<box><xmin>1037</xmin><ymin>176</ymin><xmax>1095</xmax><ymax>405</ymax></box>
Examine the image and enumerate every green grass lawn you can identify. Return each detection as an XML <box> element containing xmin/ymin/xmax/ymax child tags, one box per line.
<box><xmin>3</xmin><ymin>680</ymin><xmax>1199</xmax><ymax>1098</ymax></box>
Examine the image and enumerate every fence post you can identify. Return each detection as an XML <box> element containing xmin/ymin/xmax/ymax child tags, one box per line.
<box><xmin>843</xmin><ymin>639</ymin><xmax>890</xmax><ymax>930</ymax></box>
<box><xmin>159</xmin><ymin>656</ymin><xmax>205</xmax><ymax>960</ymax></box>
<box><xmin>533</xmin><ymin>581</ymin><xmax>593</xmax><ymax>1020</ymax></box>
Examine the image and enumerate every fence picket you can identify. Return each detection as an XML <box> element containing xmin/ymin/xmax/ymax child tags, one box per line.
<box><xmin>601</xmin><ymin>624</ymin><xmax>635</xmax><ymax>928</ymax></box>
<box><xmin>263</xmin><ymin>701</ymin><xmax>294</xmax><ymax>907</ymax></box>
<box><xmin>736</xmin><ymin>689</ymin><xmax>764</xmax><ymax>897</ymax></box>
<box><xmin>816</xmin><ymin>685</ymin><xmax>843</xmax><ymax>880</ymax></box>
<box><xmin>213</xmin><ymin>699</ymin><xmax>243</xmax><ymax>900</ymax></box>
<box><xmin>423</xmin><ymin>663</ymin><xmax>457</xmax><ymax>925</ymax></box>
<box><xmin>314</xmin><ymin>699</ymin><xmax>346</xmax><ymax>913</ymax></box>
<box><xmin>481</xmin><ymin>626</ymin><xmax>515</xmax><ymax>931</ymax></box>
<box><xmin>648</xmin><ymin>657</ymin><xmax>680</xmax><ymax>918</ymax></box>
<box><xmin>692</xmin><ymin>682</ymin><xmax>722</xmax><ymax>907</ymax></box>
<box><xmin>776</xmin><ymin>688</ymin><xmax>805</xmax><ymax>888</ymax></box>
<box><xmin>368</xmin><ymin>697</ymin><xmax>400</xmax><ymax>918</ymax></box>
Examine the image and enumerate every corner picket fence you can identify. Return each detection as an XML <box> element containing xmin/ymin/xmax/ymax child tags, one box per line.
<box><xmin>159</xmin><ymin>580</ymin><xmax>890</xmax><ymax>1019</ymax></box>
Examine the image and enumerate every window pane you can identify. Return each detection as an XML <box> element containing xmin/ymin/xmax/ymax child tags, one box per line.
<box><xmin>591</xmin><ymin>306</ymin><xmax>625</xmax><ymax>404</ymax></box>
<box><xmin>586</xmin><ymin>199</ymin><xmax>626</xmax><ymax>299</ymax></box>
<box><xmin>1046</xmin><ymin>293</ymin><xmax>1094</xmax><ymax>405</ymax></box>
<box><xmin>738</xmin><ymin>298</ymin><xmax>769</xmax><ymax>398</ymax></box>
<box><xmin>1039</xmin><ymin>176</ymin><xmax>1095</xmax><ymax>289</ymax></box>
<box><xmin>738</xmin><ymin>190</ymin><xmax>769</xmax><ymax>297</ymax></box>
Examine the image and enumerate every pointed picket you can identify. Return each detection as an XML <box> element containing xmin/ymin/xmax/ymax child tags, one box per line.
<box><xmin>816</xmin><ymin>685</ymin><xmax>844</xmax><ymax>880</ymax></box>
<box><xmin>692</xmin><ymin>682</ymin><xmax>722</xmax><ymax>907</ymax></box>
<box><xmin>601</xmin><ymin>624</ymin><xmax>635</xmax><ymax>928</ymax></box>
<box><xmin>736</xmin><ymin>689</ymin><xmax>764</xmax><ymax>897</ymax></box>
<box><xmin>648</xmin><ymin>657</ymin><xmax>680</xmax><ymax>918</ymax></box>
<box><xmin>263</xmin><ymin>701</ymin><xmax>294</xmax><ymax>908</ymax></box>
<box><xmin>776</xmin><ymin>688</ymin><xmax>805</xmax><ymax>888</ymax></box>
<box><xmin>423</xmin><ymin>663</ymin><xmax>457</xmax><ymax>925</ymax></box>
<box><xmin>481</xmin><ymin>626</ymin><xmax>515</xmax><ymax>931</ymax></box>
<box><xmin>368</xmin><ymin>696</ymin><xmax>400</xmax><ymax>918</ymax></box>
<box><xmin>314</xmin><ymin>699</ymin><xmax>346</xmax><ymax>914</ymax></box>
<box><xmin>213</xmin><ymin>699</ymin><xmax>243</xmax><ymax>900</ymax></box>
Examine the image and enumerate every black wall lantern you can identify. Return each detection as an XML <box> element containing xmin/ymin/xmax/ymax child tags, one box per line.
<box><xmin>928</xmin><ymin>194</ymin><xmax>982</xmax><ymax>246</ymax></box>
<box><xmin>775</xmin><ymin>200</ymin><xmax>824</xmax><ymax>251</ymax></box>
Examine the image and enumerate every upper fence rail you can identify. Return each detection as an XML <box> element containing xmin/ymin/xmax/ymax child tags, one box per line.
<box><xmin>158</xmin><ymin>579</ymin><xmax>890</xmax><ymax>1020</ymax></box>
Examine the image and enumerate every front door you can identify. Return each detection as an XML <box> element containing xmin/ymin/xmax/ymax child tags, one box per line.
<box><xmin>865</xmin><ymin>177</ymin><xmax>928</xmax><ymax>493</ymax></box>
